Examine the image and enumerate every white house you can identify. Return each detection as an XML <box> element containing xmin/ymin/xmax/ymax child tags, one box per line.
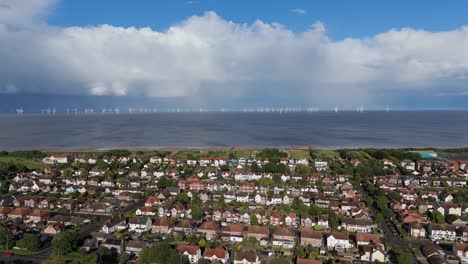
<box><xmin>326</xmin><ymin>232</ymin><xmax>352</xmax><ymax>251</ymax></box>
<box><xmin>128</xmin><ymin>217</ymin><xmax>152</xmax><ymax>233</ymax></box>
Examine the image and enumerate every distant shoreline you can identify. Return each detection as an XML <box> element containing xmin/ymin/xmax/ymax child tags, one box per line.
<box><xmin>3</xmin><ymin>146</ymin><xmax>467</xmax><ymax>153</ymax></box>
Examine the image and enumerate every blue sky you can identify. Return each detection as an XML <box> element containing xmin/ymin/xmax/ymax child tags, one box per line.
<box><xmin>47</xmin><ymin>0</ymin><xmax>468</xmax><ymax>40</ymax></box>
<box><xmin>1</xmin><ymin>0</ymin><xmax>468</xmax><ymax>111</ymax></box>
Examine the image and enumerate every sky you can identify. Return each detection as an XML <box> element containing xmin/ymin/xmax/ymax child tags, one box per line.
<box><xmin>1</xmin><ymin>0</ymin><xmax>468</xmax><ymax>111</ymax></box>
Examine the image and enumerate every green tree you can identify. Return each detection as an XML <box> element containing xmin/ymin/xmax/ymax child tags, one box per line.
<box><xmin>271</xmin><ymin>258</ymin><xmax>290</xmax><ymax>264</ymax></box>
<box><xmin>375</xmin><ymin>213</ymin><xmax>385</xmax><ymax>224</ymax></box>
<box><xmin>431</xmin><ymin>211</ymin><xmax>445</xmax><ymax>224</ymax></box>
<box><xmin>295</xmin><ymin>246</ymin><xmax>306</xmax><ymax>259</ymax></box>
<box><xmin>397</xmin><ymin>251</ymin><xmax>413</xmax><ymax>264</ymax></box>
<box><xmin>175</xmin><ymin>193</ymin><xmax>190</xmax><ymax>203</ymax></box>
<box><xmin>16</xmin><ymin>234</ymin><xmax>40</xmax><ymax>251</ymax></box>
<box><xmin>250</xmin><ymin>214</ymin><xmax>259</xmax><ymax>225</ymax></box>
<box><xmin>190</xmin><ymin>208</ymin><xmax>204</xmax><ymax>220</ymax></box>
<box><xmin>52</xmin><ymin>231</ymin><xmax>74</xmax><ymax>256</ymax></box>
<box><xmin>138</xmin><ymin>242</ymin><xmax>181</xmax><ymax>264</ymax></box>
<box><xmin>295</xmin><ymin>164</ymin><xmax>310</xmax><ymax>176</ymax></box>
<box><xmin>198</xmin><ymin>259</ymin><xmax>211</xmax><ymax>264</ymax></box>
<box><xmin>0</xmin><ymin>226</ymin><xmax>12</xmax><ymax>249</ymax></box>
<box><xmin>119</xmin><ymin>252</ymin><xmax>131</xmax><ymax>264</ymax></box>
<box><xmin>198</xmin><ymin>238</ymin><xmax>207</xmax><ymax>248</ymax></box>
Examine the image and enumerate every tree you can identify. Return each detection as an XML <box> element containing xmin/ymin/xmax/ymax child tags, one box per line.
<box><xmin>250</xmin><ymin>214</ymin><xmax>259</xmax><ymax>225</ymax></box>
<box><xmin>0</xmin><ymin>226</ymin><xmax>12</xmax><ymax>249</ymax></box>
<box><xmin>397</xmin><ymin>251</ymin><xmax>413</xmax><ymax>264</ymax></box>
<box><xmin>431</xmin><ymin>211</ymin><xmax>445</xmax><ymax>224</ymax></box>
<box><xmin>138</xmin><ymin>242</ymin><xmax>181</xmax><ymax>264</ymax></box>
<box><xmin>16</xmin><ymin>234</ymin><xmax>40</xmax><ymax>251</ymax></box>
<box><xmin>271</xmin><ymin>258</ymin><xmax>290</xmax><ymax>264</ymax></box>
<box><xmin>295</xmin><ymin>164</ymin><xmax>310</xmax><ymax>176</ymax></box>
<box><xmin>119</xmin><ymin>252</ymin><xmax>130</xmax><ymax>264</ymax></box>
<box><xmin>295</xmin><ymin>246</ymin><xmax>306</xmax><ymax>259</ymax></box>
<box><xmin>198</xmin><ymin>238</ymin><xmax>207</xmax><ymax>248</ymax></box>
<box><xmin>190</xmin><ymin>208</ymin><xmax>204</xmax><ymax>220</ymax></box>
<box><xmin>198</xmin><ymin>259</ymin><xmax>211</xmax><ymax>264</ymax></box>
<box><xmin>375</xmin><ymin>213</ymin><xmax>385</xmax><ymax>224</ymax></box>
<box><xmin>52</xmin><ymin>231</ymin><xmax>74</xmax><ymax>256</ymax></box>
<box><xmin>175</xmin><ymin>193</ymin><xmax>190</xmax><ymax>203</ymax></box>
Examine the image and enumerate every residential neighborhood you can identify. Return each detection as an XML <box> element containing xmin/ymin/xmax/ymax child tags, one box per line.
<box><xmin>0</xmin><ymin>148</ymin><xmax>466</xmax><ymax>264</ymax></box>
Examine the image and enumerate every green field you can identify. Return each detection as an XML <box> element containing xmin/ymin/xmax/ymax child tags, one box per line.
<box><xmin>0</xmin><ymin>157</ymin><xmax>46</xmax><ymax>169</ymax></box>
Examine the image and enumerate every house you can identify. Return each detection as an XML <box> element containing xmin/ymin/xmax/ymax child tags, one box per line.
<box><xmin>125</xmin><ymin>240</ymin><xmax>147</xmax><ymax>256</ymax></box>
<box><xmin>178</xmin><ymin>244</ymin><xmax>201</xmax><ymax>264</ymax></box>
<box><xmin>203</xmin><ymin>246</ymin><xmax>229</xmax><ymax>264</ymax></box>
<box><xmin>356</xmin><ymin>233</ymin><xmax>381</xmax><ymax>246</ymax></box>
<box><xmin>429</xmin><ymin>224</ymin><xmax>456</xmax><ymax>241</ymax></box>
<box><xmin>0</xmin><ymin>208</ymin><xmax>12</xmax><ymax>219</ymax></box>
<box><xmin>174</xmin><ymin>220</ymin><xmax>193</xmax><ymax>234</ymax></box>
<box><xmin>340</xmin><ymin>218</ymin><xmax>376</xmax><ymax>233</ymax></box>
<box><xmin>272</xmin><ymin>228</ymin><xmax>296</xmax><ymax>249</ymax></box>
<box><xmin>102</xmin><ymin>238</ymin><xmax>123</xmax><ymax>254</ymax></box>
<box><xmin>408</xmin><ymin>223</ymin><xmax>426</xmax><ymax>238</ymax></box>
<box><xmin>150</xmin><ymin>217</ymin><xmax>171</xmax><ymax>233</ymax></box>
<box><xmin>43</xmin><ymin>223</ymin><xmax>64</xmax><ymax>236</ymax></box>
<box><xmin>326</xmin><ymin>232</ymin><xmax>352</xmax><ymax>251</ymax></box>
<box><xmin>43</xmin><ymin>153</ymin><xmax>73</xmax><ymax>164</ymax></box>
<box><xmin>102</xmin><ymin>217</ymin><xmax>126</xmax><ymax>234</ymax></box>
<box><xmin>198</xmin><ymin>221</ymin><xmax>220</xmax><ymax>241</ymax></box>
<box><xmin>285</xmin><ymin>212</ymin><xmax>297</xmax><ymax>227</ymax></box>
<box><xmin>300</xmin><ymin>229</ymin><xmax>322</xmax><ymax>248</ymax></box>
<box><xmin>296</xmin><ymin>259</ymin><xmax>322</xmax><ymax>264</ymax></box>
<box><xmin>27</xmin><ymin>209</ymin><xmax>49</xmax><ymax>223</ymax></box>
<box><xmin>129</xmin><ymin>217</ymin><xmax>152</xmax><ymax>233</ymax></box>
<box><xmin>136</xmin><ymin>206</ymin><xmax>156</xmax><ymax>216</ymax></box>
<box><xmin>317</xmin><ymin>215</ymin><xmax>329</xmax><ymax>229</ymax></box>
<box><xmin>8</xmin><ymin>208</ymin><xmax>31</xmax><ymax>220</ymax></box>
<box><xmin>301</xmin><ymin>214</ymin><xmax>316</xmax><ymax>229</ymax></box>
<box><xmin>453</xmin><ymin>243</ymin><xmax>468</xmax><ymax>264</ymax></box>
<box><xmin>234</xmin><ymin>249</ymin><xmax>261</xmax><ymax>264</ymax></box>
<box><xmin>221</xmin><ymin>224</ymin><xmax>244</xmax><ymax>243</ymax></box>
<box><xmin>360</xmin><ymin>245</ymin><xmax>387</xmax><ymax>263</ymax></box>
<box><xmin>247</xmin><ymin>225</ymin><xmax>269</xmax><ymax>241</ymax></box>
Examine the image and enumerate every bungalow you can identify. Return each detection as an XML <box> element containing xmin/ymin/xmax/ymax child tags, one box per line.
<box><xmin>340</xmin><ymin>218</ymin><xmax>376</xmax><ymax>233</ymax></box>
<box><xmin>234</xmin><ymin>249</ymin><xmax>261</xmax><ymax>264</ymax></box>
<box><xmin>429</xmin><ymin>224</ymin><xmax>456</xmax><ymax>241</ymax></box>
<box><xmin>203</xmin><ymin>246</ymin><xmax>229</xmax><ymax>264</ymax></box>
<box><xmin>8</xmin><ymin>208</ymin><xmax>31</xmax><ymax>220</ymax></box>
<box><xmin>27</xmin><ymin>209</ymin><xmax>49</xmax><ymax>223</ymax></box>
<box><xmin>178</xmin><ymin>244</ymin><xmax>201</xmax><ymax>264</ymax></box>
<box><xmin>326</xmin><ymin>232</ymin><xmax>353</xmax><ymax>251</ymax></box>
<box><xmin>356</xmin><ymin>233</ymin><xmax>381</xmax><ymax>246</ymax></box>
<box><xmin>272</xmin><ymin>228</ymin><xmax>296</xmax><ymax>249</ymax></box>
<box><xmin>247</xmin><ymin>225</ymin><xmax>269</xmax><ymax>241</ymax></box>
<box><xmin>174</xmin><ymin>220</ymin><xmax>193</xmax><ymax>234</ymax></box>
<box><xmin>125</xmin><ymin>240</ymin><xmax>147</xmax><ymax>256</ymax></box>
<box><xmin>198</xmin><ymin>221</ymin><xmax>220</xmax><ymax>241</ymax></box>
<box><xmin>300</xmin><ymin>229</ymin><xmax>322</xmax><ymax>248</ymax></box>
<box><xmin>221</xmin><ymin>224</ymin><xmax>244</xmax><ymax>243</ymax></box>
<box><xmin>136</xmin><ymin>206</ymin><xmax>156</xmax><ymax>216</ymax></box>
<box><xmin>152</xmin><ymin>218</ymin><xmax>173</xmax><ymax>234</ymax></box>
<box><xmin>102</xmin><ymin>238</ymin><xmax>123</xmax><ymax>254</ymax></box>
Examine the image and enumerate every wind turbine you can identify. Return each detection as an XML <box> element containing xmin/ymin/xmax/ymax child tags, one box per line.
<box><xmin>334</xmin><ymin>105</ymin><xmax>338</xmax><ymax>113</ymax></box>
<box><xmin>52</xmin><ymin>108</ymin><xmax>56</xmax><ymax>115</ymax></box>
<box><xmin>16</xmin><ymin>108</ymin><xmax>24</xmax><ymax>115</ymax></box>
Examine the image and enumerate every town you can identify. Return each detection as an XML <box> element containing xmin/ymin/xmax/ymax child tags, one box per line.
<box><xmin>0</xmin><ymin>148</ymin><xmax>466</xmax><ymax>264</ymax></box>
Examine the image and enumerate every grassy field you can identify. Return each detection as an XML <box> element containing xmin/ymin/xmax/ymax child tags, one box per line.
<box><xmin>0</xmin><ymin>157</ymin><xmax>46</xmax><ymax>169</ymax></box>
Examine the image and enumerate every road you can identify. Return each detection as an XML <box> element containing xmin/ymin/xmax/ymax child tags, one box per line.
<box><xmin>359</xmin><ymin>185</ymin><xmax>419</xmax><ymax>263</ymax></box>
<box><xmin>0</xmin><ymin>199</ymin><xmax>144</xmax><ymax>263</ymax></box>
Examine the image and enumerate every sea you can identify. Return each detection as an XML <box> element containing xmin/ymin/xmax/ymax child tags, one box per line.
<box><xmin>0</xmin><ymin>111</ymin><xmax>467</xmax><ymax>151</ymax></box>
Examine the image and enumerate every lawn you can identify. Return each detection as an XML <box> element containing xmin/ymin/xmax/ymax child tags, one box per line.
<box><xmin>0</xmin><ymin>157</ymin><xmax>46</xmax><ymax>170</ymax></box>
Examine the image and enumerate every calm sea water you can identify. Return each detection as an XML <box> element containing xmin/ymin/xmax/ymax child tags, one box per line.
<box><xmin>0</xmin><ymin>111</ymin><xmax>467</xmax><ymax>151</ymax></box>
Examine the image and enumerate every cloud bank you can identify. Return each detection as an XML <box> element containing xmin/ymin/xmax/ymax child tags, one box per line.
<box><xmin>1</xmin><ymin>0</ymin><xmax>468</xmax><ymax>107</ymax></box>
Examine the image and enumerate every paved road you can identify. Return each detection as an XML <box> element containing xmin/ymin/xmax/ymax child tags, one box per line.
<box><xmin>0</xmin><ymin>199</ymin><xmax>144</xmax><ymax>263</ymax></box>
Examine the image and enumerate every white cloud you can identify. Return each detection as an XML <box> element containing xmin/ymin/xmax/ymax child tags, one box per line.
<box><xmin>1</xmin><ymin>1</ymin><xmax>468</xmax><ymax>107</ymax></box>
<box><xmin>290</xmin><ymin>8</ymin><xmax>306</xmax><ymax>15</ymax></box>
